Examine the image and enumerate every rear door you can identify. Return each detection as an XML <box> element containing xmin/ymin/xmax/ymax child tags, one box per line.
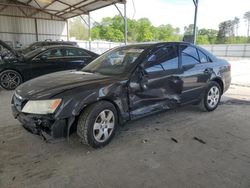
<box><xmin>128</xmin><ymin>44</ymin><xmax>183</xmax><ymax>118</ymax></box>
<box><xmin>179</xmin><ymin>45</ymin><xmax>212</xmax><ymax>103</ymax></box>
<box><xmin>30</xmin><ymin>48</ymin><xmax>65</xmax><ymax>77</ymax></box>
<box><xmin>62</xmin><ymin>48</ymin><xmax>94</xmax><ymax>70</ymax></box>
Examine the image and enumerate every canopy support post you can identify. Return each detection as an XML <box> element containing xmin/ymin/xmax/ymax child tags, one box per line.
<box><xmin>193</xmin><ymin>0</ymin><xmax>199</xmax><ymax>44</ymax></box>
<box><xmin>88</xmin><ymin>13</ymin><xmax>91</xmax><ymax>50</ymax></box>
<box><xmin>114</xmin><ymin>3</ymin><xmax>127</xmax><ymax>45</ymax></box>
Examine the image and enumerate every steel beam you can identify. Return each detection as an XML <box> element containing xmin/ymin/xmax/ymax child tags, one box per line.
<box><xmin>88</xmin><ymin>14</ymin><xmax>91</xmax><ymax>50</ymax></box>
<box><xmin>193</xmin><ymin>0</ymin><xmax>199</xmax><ymax>44</ymax></box>
<box><xmin>80</xmin><ymin>15</ymin><xmax>91</xmax><ymax>50</ymax></box>
<box><xmin>114</xmin><ymin>3</ymin><xmax>127</xmax><ymax>45</ymax></box>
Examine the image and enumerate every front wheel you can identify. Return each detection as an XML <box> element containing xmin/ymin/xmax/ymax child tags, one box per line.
<box><xmin>0</xmin><ymin>70</ymin><xmax>23</xmax><ymax>90</ymax></box>
<box><xmin>199</xmin><ymin>81</ymin><xmax>222</xmax><ymax>112</ymax></box>
<box><xmin>77</xmin><ymin>101</ymin><xmax>118</xmax><ymax>148</ymax></box>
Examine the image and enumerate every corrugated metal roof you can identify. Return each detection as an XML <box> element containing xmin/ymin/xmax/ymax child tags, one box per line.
<box><xmin>0</xmin><ymin>0</ymin><xmax>126</xmax><ymax>20</ymax></box>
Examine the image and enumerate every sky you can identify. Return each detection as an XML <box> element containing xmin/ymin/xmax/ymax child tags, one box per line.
<box><xmin>90</xmin><ymin>0</ymin><xmax>250</xmax><ymax>36</ymax></box>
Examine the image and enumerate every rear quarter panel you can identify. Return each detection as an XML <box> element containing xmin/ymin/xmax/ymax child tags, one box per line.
<box><xmin>210</xmin><ymin>58</ymin><xmax>231</xmax><ymax>93</ymax></box>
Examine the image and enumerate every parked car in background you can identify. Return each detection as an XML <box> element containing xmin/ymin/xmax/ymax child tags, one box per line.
<box><xmin>0</xmin><ymin>40</ymin><xmax>98</xmax><ymax>90</ymax></box>
<box><xmin>11</xmin><ymin>42</ymin><xmax>231</xmax><ymax>148</ymax></box>
<box><xmin>18</xmin><ymin>41</ymin><xmax>78</xmax><ymax>54</ymax></box>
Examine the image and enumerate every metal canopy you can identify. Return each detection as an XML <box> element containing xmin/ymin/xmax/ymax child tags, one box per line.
<box><xmin>0</xmin><ymin>0</ymin><xmax>126</xmax><ymax>20</ymax></box>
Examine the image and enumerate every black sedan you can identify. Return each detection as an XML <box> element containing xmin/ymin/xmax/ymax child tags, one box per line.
<box><xmin>0</xmin><ymin>43</ymin><xmax>98</xmax><ymax>90</ymax></box>
<box><xmin>18</xmin><ymin>41</ymin><xmax>78</xmax><ymax>54</ymax></box>
<box><xmin>11</xmin><ymin>42</ymin><xmax>231</xmax><ymax>148</ymax></box>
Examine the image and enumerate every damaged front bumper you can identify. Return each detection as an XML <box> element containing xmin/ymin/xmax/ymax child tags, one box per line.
<box><xmin>11</xmin><ymin>104</ymin><xmax>69</xmax><ymax>141</ymax></box>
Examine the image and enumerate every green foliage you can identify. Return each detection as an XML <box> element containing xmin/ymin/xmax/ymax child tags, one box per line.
<box><xmin>197</xmin><ymin>28</ymin><xmax>218</xmax><ymax>44</ymax></box>
<box><xmin>155</xmin><ymin>24</ymin><xmax>180</xmax><ymax>41</ymax></box>
<box><xmin>90</xmin><ymin>16</ymin><xmax>180</xmax><ymax>43</ymax></box>
<box><xmin>196</xmin><ymin>35</ymin><xmax>210</xmax><ymax>44</ymax></box>
<box><xmin>184</xmin><ymin>24</ymin><xmax>194</xmax><ymax>35</ymax></box>
<box><xmin>69</xmin><ymin>15</ymin><xmax>250</xmax><ymax>44</ymax></box>
<box><xmin>69</xmin><ymin>17</ymin><xmax>88</xmax><ymax>40</ymax></box>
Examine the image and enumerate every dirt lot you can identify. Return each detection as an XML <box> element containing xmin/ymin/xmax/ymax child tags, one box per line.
<box><xmin>1</xmin><ymin>59</ymin><xmax>250</xmax><ymax>188</ymax></box>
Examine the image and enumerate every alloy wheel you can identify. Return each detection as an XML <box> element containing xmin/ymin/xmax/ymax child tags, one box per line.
<box><xmin>0</xmin><ymin>71</ymin><xmax>21</xmax><ymax>90</ymax></box>
<box><xmin>207</xmin><ymin>86</ymin><xmax>220</xmax><ymax>108</ymax></box>
<box><xmin>93</xmin><ymin>110</ymin><xmax>115</xmax><ymax>143</ymax></box>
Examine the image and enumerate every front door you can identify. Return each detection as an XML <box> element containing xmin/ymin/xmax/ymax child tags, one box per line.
<box><xmin>62</xmin><ymin>48</ymin><xmax>93</xmax><ymax>71</ymax></box>
<box><xmin>30</xmin><ymin>48</ymin><xmax>65</xmax><ymax>78</ymax></box>
<box><xmin>128</xmin><ymin>44</ymin><xmax>183</xmax><ymax>119</ymax></box>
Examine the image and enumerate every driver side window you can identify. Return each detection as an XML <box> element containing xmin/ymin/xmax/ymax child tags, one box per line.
<box><xmin>144</xmin><ymin>45</ymin><xmax>179</xmax><ymax>73</ymax></box>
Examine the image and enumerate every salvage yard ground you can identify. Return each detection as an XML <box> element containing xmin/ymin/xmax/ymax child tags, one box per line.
<box><xmin>0</xmin><ymin>58</ymin><xmax>250</xmax><ymax>188</ymax></box>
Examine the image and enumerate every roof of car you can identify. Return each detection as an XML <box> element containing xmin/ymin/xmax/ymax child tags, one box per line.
<box><xmin>126</xmin><ymin>41</ymin><xmax>192</xmax><ymax>48</ymax></box>
<box><xmin>38</xmin><ymin>45</ymin><xmax>98</xmax><ymax>55</ymax></box>
<box><xmin>42</xmin><ymin>45</ymin><xmax>81</xmax><ymax>49</ymax></box>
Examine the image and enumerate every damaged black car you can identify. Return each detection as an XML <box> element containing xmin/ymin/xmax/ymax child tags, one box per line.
<box><xmin>11</xmin><ymin>42</ymin><xmax>231</xmax><ymax>148</ymax></box>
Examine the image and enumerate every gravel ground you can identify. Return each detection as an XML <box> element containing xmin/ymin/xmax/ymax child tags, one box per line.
<box><xmin>0</xmin><ymin>57</ymin><xmax>250</xmax><ymax>188</ymax></box>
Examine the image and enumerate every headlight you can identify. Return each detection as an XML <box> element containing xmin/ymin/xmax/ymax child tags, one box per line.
<box><xmin>22</xmin><ymin>99</ymin><xmax>62</xmax><ymax>114</ymax></box>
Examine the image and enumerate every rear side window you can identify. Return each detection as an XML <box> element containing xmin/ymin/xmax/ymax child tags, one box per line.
<box><xmin>198</xmin><ymin>49</ymin><xmax>209</xmax><ymax>63</ymax></box>
<box><xmin>63</xmin><ymin>48</ymin><xmax>90</xmax><ymax>57</ymax></box>
<box><xmin>181</xmin><ymin>45</ymin><xmax>199</xmax><ymax>66</ymax></box>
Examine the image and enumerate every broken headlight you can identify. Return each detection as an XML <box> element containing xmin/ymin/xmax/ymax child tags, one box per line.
<box><xmin>22</xmin><ymin>99</ymin><xmax>62</xmax><ymax>114</ymax></box>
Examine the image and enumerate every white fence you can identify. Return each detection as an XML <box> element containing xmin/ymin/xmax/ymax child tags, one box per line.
<box><xmin>75</xmin><ymin>40</ymin><xmax>250</xmax><ymax>57</ymax></box>
<box><xmin>201</xmin><ymin>44</ymin><xmax>250</xmax><ymax>57</ymax></box>
<box><xmin>76</xmin><ymin>40</ymin><xmax>123</xmax><ymax>54</ymax></box>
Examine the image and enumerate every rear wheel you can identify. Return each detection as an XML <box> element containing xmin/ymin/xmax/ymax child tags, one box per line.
<box><xmin>199</xmin><ymin>81</ymin><xmax>221</xmax><ymax>112</ymax></box>
<box><xmin>77</xmin><ymin>101</ymin><xmax>118</xmax><ymax>148</ymax></box>
<box><xmin>0</xmin><ymin>70</ymin><xmax>22</xmax><ymax>90</ymax></box>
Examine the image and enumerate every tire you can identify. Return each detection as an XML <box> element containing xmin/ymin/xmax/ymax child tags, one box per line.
<box><xmin>199</xmin><ymin>81</ymin><xmax>222</xmax><ymax>112</ymax></box>
<box><xmin>0</xmin><ymin>70</ymin><xmax>23</xmax><ymax>90</ymax></box>
<box><xmin>77</xmin><ymin>101</ymin><xmax>118</xmax><ymax>148</ymax></box>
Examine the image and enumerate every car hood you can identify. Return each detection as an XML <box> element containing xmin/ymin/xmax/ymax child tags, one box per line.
<box><xmin>15</xmin><ymin>70</ymin><xmax>115</xmax><ymax>99</ymax></box>
<box><xmin>0</xmin><ymin>40</ymin><xmax>19</xmax><ymax>57</ymax></box>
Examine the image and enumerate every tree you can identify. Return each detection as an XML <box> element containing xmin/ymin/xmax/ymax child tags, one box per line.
<box><xmin>233</xmin><ymin>17</ymin><xmax>240</xmax><ymax>36</ymax></box>
<box><xmin>70</xmin><ymin>15</ymin><xmax>249</xmax><ymax>44</ymax></box>
<box><xmin>244</xmin><ymin>11</ymin><xmax>250</xmax><ymax>37</ymax></box>
<box><xmin>155</xmin><ymin>24</ymin><xmax>180</xmax><ymax>41</ymax></box>
<box><xmin>196</xmin><ymin>35</ymin><xmax>210</xmax><ymax>44</ymax></box>
<box><xmin>136</xmin><ymin>18</ymin><xmax>154</xmax><ymax>42</ymax></box>
<box><xmin>217</xmin><ymin>20</ymin><xmax>235</xmax><ymax>43</ymax></box>
<box><xmin>69</xmin><ymin>17</ymin><xmax>88</xmax><ymax>40</ymax></box>
<box><xmin>184</xmin><ymin>24</ymin><xmax>194</xmax><ymax>35</ymax></box>
<box><xmin>197</xmin><ymin>28</ymin><xmax>218</xmax><ymax>44</ymax></box>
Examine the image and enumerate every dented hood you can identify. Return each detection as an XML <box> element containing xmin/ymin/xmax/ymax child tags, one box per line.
<box><xmin>15</xmin><ymin>70</ymin><xmax>114</xmax><ymax>99</ymax></box>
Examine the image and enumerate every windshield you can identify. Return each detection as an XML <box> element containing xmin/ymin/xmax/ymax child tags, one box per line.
<box><xmin>23</xmin><ymin>47</ymin><xmax>47</xmax><ymax>59</ymax></box>
<box><xmin>82</xmin><ymin>46</ymin><xmax>146</xmax><ymax>75</ymax></box>
<box><xmin>21</xmin><ymin>43</ymin><xmax>42</xmax><ymax>54</ymax></box>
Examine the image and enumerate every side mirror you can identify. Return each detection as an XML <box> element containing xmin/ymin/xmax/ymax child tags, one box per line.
<box><xmin>40</xmin><ymin>55</ymin><xmax>47</xmax><ymax>61</ymax></box>
<box><xmin>145</xmin><ymin>54</ymin><xmax>158</xmax><ymax>67</ymax></box>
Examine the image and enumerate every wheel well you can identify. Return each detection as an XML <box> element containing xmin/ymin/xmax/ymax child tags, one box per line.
<box><xmin>212</xmin><ymin>78</ymin><xmax>224</xmax><ymax>93</ymax></box>
<box><xmin>69</xmin><ymin>99</ymin><xmax>122</xmax><ymax>136</ymax></box>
